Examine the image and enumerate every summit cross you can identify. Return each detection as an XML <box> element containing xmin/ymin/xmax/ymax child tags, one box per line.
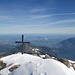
<box><xmin>15</xmin><ymin>35</ymin><xmax>30</xmax><ymax>54</ymax></box>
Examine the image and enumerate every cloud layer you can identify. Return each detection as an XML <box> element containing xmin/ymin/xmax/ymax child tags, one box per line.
<box><xmin>0</xmin><ymin>0</ymin><xmax>75</xmax><ymax>34</ymax></box>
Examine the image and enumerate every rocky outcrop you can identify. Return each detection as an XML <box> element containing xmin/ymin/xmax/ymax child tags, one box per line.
<box><xmin>71</xmin><ymin>63</ymin><xmax>75</xmax><ymax>70</ymax></box>
<box><xmin>0</xmin><ymin>60</ymin><xmax>6</xmax><ymax>70</ymax></box>
<box><xmin>56</xmin><ymin>58</ymin><xmax>70</xmax><ymax>68</ymax></box>
<box><xmin>43</xmin><ymin>54</ymin><xmax>51</xmax><ymax>59</ymax></box>
<box><xmin>9</xmin><ymin>64</ymin><xmax>20</xmax><ymax>72</ymax></box>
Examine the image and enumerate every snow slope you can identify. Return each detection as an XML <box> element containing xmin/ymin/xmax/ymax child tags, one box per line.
<box><xmin>0</xmin><ymin>53</ymin><xmax>75</xmax><ymax>75</ymax></box>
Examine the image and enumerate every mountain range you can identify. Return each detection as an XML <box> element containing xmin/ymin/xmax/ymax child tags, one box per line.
<box><xmin>0</xmin><ymin>37</ymin><xmax>75</xmax><ymax>75</ymax></box>
<box><xmin>0</xmin><ymin>37</ymin><xmax>75</xmax><ymax>60</ymax></box>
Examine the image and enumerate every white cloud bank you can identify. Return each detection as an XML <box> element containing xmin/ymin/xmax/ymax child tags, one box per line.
<box><xmin>0</xmin><ymin>25</ymin><xmax>75</xmax><ymax>34</ymax></box>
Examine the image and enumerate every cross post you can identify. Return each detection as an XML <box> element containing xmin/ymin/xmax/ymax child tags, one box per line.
<box><xmin>15</xmin><ymin>35</ymin><xmax>30</xmax><ymax>54</ymax></box>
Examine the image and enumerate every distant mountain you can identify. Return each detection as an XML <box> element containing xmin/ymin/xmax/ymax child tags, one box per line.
<box><xmin>53</xmin><ymin>37</ymin><xmax>75</xmax><ymax>60</ymax></box>
<box><xmin>54</xmin><ymin>37</ymin><xmax>75</xmax><ymax>49</ymax></box>
<box><xmin>0</xmin><ymin>45</ymin><xmax>15</xmax><ymax>56</ymax></box>
<box><xmin>0</xmin><ymin>45</ymin><xmax>14</xmax><ymax>52</ymax></box>
<box><xmin>0</xmin><ymin>42</ymin><xmax>57</xmax><ymax>57</ymax></box>
<box><xmin>11</xmin><ymin>44</ymin><xmax>57</xmax><ymax>57</ymax></box>
<box><xmin>0</xmin><ymin>37</ymin><xmax>75</xmax><ymax>60</ymax></box>
<box><xmin>30</xmin><ymin>38</ymin><xmax>61</xmax><ymax>47</ymax></box>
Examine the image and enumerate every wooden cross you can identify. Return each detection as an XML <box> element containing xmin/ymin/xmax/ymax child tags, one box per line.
<box><xmin>15</xmin><ymin>35</ymin><xmax>30</xmax><ymax>54</ymax></box>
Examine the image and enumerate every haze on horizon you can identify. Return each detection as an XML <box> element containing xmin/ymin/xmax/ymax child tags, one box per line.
<box><xmin>0</xmin><ymin>0</ymin><xmax>75</xmax><ymax>34</ymax></box>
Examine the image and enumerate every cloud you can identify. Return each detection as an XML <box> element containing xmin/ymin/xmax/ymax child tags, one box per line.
<box><xmin>29</xmin><ymin>15</ymin><xmax>50</xmax><ymax>19</ymax></box>
<box><xmin>0</xmin><ymin>22</ymin><xmax>75</xmax><ymax>34</ymax></box>
<box><xmin>0</xmin><ymin>15</ymin><xmax>15</xmax><ymax>23</ymax></box>
<box><xmin>0</xmin><ymin>16</ymin><xmax>13</xmax><ymax>21</ymax></box>
<box><xmin>48</xmin><ymin>19</ymin><xmax>75</xmax><ymax>25</ymax></box>
<box><xmin>51</xmin><ymin>12</ymin><xmax>75</xmax><ymax>16</ymax></box>
<box><xmin>48</xmin><ymin>27</ymin><xmax>75</xmax><ymax>34</ymax></box>
<box><xmin>28</xmin><ymin>12</ymin><xmax>75</xmax><ymax>19</ymax></box>
<box><xmin>30</xmin><ymin>8</ymin><xmax>47</xmax><ymax>13</ymax></box>
<box><xmin>0</xmin><ymin>24</ymin><xmax>40</xmax><ymax>34</ymax></box>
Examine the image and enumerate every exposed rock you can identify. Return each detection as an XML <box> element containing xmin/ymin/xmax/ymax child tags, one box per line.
<box><xmin>43</xmin><ymin>54</ymin><xmax>51</xmax><ymax>59</ymax></box>
<box><xmin>0</xmin><ymin>56</ymin><xmax>3</xmax><ymax>58</ymax></box>
<box><xmin>56</xmin><ymin>58</ymin><xmax>70</xmax><ymax>68</ymax></box>
<box><xmin>71</xmin><ymin>63</ymin><xmax>75</xmax><ymax>70</ymax></box>
<box><xmin>0</xmin><ymin>60</ymin><xmax>6</xmax><ymax>70</ymax></box>
<box><xmin>32</xmin><ymin>54</ymin><xmax>40</xmax><ymax>57</ymax></box>
<box><xmin>9</xmin><ymin>64</ymin><xmax>20</xmax><ymax>72</ymax></box>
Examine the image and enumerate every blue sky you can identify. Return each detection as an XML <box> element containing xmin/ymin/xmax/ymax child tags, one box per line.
<box><xmin>0</xmin><ymin>0</ymin><xmax>75</xmax><ymax>34</ymax></box>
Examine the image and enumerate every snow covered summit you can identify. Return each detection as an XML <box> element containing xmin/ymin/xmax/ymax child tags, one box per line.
<box><xmin>0</xmin><ymin>53</ymin><xmax>75</xmax><ymax>75</ymax></box>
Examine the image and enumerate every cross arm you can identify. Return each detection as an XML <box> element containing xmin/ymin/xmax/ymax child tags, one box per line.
<box><xmin>15</xmin><ymin>41</ymin><xmax>30</xmax><ymax>43</ymax></box>
<box><xmin>24</xmin><ymin>42</ymin><xmax>30</xmax><ymax>43</ymax></box>
<box><xmin>15</xmin><ymin>41</ymin><xmax>23</xmax><ymax>43</ymax></box>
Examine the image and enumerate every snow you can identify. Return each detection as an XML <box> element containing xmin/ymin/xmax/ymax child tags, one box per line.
<box><xmin>0</xmin><ymin>53</ymin><xmax>75</xmax><ymax>75</ymax></box>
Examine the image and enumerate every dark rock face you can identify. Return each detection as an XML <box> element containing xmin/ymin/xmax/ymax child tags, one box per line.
<box><xmin>0</xmin><ymin>60</ymin><xmax>6</xmax><ymax>70</ymax></box>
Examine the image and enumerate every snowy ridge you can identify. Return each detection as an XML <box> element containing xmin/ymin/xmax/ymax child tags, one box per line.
<box><xmin>0</xmin><ymin>53</ymin><xmax>75</xmax><ymax>75</ymax></box>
